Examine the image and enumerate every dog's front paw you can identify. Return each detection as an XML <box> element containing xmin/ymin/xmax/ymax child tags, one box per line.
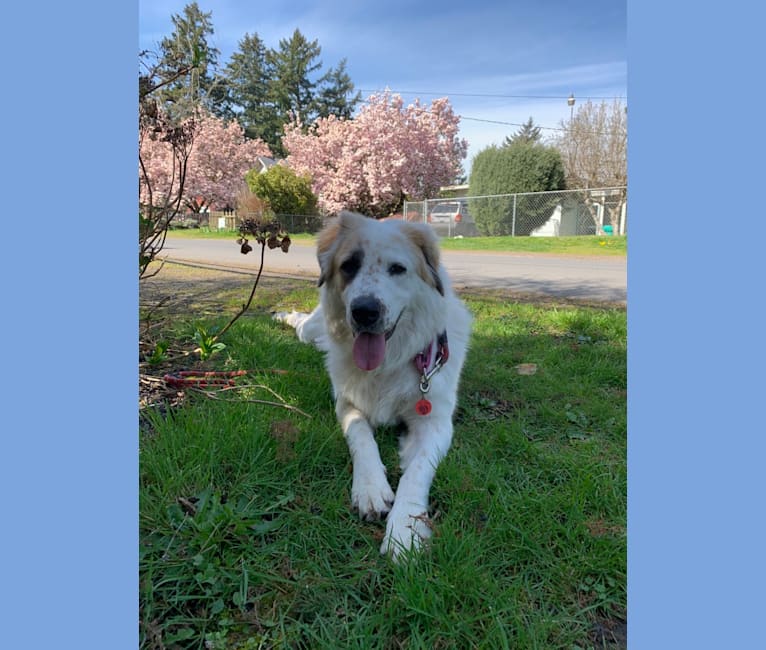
<box><xmin>380</xmin><ymin>505</ymin><xmax>432</xmax><ymax>561</ymax></box>
<box><xmin>272</xmin><ymin>310</ymin><xmax>296</xmax><ymax>324</ymax></box>
<box><xmin>351</xmin><ymin>474</ymin><xmax>395</xmax><ymax>521</ymax></box>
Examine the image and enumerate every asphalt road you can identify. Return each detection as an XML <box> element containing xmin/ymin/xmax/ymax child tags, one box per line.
<box><xmin>160</xmin><ymin>236</ymin><xmax>626</xmax><ymax>304</ymax></box>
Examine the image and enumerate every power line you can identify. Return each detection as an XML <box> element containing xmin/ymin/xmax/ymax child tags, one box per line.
<box><xmin>459</xmin><ymin>115</ymin><xmax>624</xmax><ymax>138</ymax></box>
<box><xmin>354</xmin><ymin>95</ymin><xmax>624</xmax><ymax>137</ymax></box>
<box><xmin>459</xmin><ymin>115</ymin><xmax>569</xmax><ymax>132</ymax></box>
<box><xmin>358</xmin><ymin>88</ymin><xmax>626</xmax><ymax>101</ymax></box>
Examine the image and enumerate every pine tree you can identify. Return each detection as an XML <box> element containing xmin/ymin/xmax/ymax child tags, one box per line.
<box><xmin>259</xmin><ymin>29</ymin><xmax>362</xmax><ymax>155</ymax></box>
<box><xmin>157</xmin><ymin>2</ymin><xmax>220</xmax><ymax>119</ymax></box>
<box><xmin>316</xmin><ymin>58</ymin><xmax>361</xmax><ymax>119</ymax></box>
<box><xmin>266</xmin><ymin>30</ymin><xmax>324</xmax><ymax>126</ymax></box>
<box><xmin>224</xmin><ymin>33</ymin><xmax>281</xmax><ymax>145</ymax></box>
<box><xmin>503</xmin><ymin>117</ymin><xmax>542</xmax><ymax>146</ymax></box>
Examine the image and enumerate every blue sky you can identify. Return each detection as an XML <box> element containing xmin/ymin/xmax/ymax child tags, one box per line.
<box><xmin>139</xmin><ymin>0</ymin><xmax>626</xmax><ymax>175</ymax></box>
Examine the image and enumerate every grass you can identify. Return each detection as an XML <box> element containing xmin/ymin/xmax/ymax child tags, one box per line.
<box><xmin>439</xmin><ymin>234</ymin><xmax>626</xmax><ymax>256</ymax></box>
<box><xmin>140</xmin><ymin>267</ymin><xmax>626</xmax><ymax>649</ymax></box>
<box><xmin>168</xmin><ymin>227</ymin><xmax>626</xmax><ymax>256</ymax></box>
<box><xmin>168</xmin><ymin>227</ymin><xmax>318</xmax><ymax>244</ymax></box>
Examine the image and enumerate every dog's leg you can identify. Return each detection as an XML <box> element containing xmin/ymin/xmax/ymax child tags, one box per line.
<box><xmin>381</xmin><ymin>417</ymin><xmax>453</xmax><ymax>560</ymax></box>
<box><xmin>337</xmin><ymin>398</ymin><xmax>395</xmax><ymax>521</ymax></box>
<box><xmin>273</xmin><ymin>306</ymin><xmax>329</xmax><ymax>350</ymax></box>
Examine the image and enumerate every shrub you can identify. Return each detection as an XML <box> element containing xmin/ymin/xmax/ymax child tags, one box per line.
<box><xmin>245</xmin><ymin>164</ymin><xmax>317</xmax><ymax>218</ymax></box>
<box><xmin>468</xmin><ymin>143</ymin><xmax>566</xmax><ymax>235</ymax></box>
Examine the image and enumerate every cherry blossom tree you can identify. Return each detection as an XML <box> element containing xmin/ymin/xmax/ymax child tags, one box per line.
<box><xmin>140</xmin><ymin>110</ymin><xmax>272</xmax><ymax>215</ymax></box>
<box><xmin>282</xmin><ymin>91</ymin><xmax>467</xmax><ymax>217</ymax></box>
<box><xmin>185</xmin><ymin>113</ymin><xmax>272</xmax><ymax>211</ymax></box>
<box><xmin>139</xmin><ymin>58</ymin><xmax>199</xmax><ymax>278</ymax></box>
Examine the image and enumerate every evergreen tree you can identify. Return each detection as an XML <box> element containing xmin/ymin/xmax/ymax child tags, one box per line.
<box><xmin>316</xmin><ymin>58</ymin><xmax>361</xmax><ymax>119</ymax></box>
<box><xmin>157</xmin><ymin>2</ymin><xmax>220</xmax><ymax>119</ymax></box>
<box><xmin>257</xmin><ymin>29</ymin><xmax>365</xmax><ymax>155</ymax></box>
<box><xmin>503</xmin><ymin>117</ymin><xmax>542</xmax><ymax>146</ymax></box>
<box><xmin>224</xmin><ymin>33</ymin><xmax>282</xmax><ymax>145</ymax></box>
<box><xmin>266</xmin><ymin>29</ymin><xmax>324</xmax><ymax>128</ymax></box>
<box><xmin>151</xmin><ymin>14</ymin><xmax>362</xmax><ymax>157</ymax></box>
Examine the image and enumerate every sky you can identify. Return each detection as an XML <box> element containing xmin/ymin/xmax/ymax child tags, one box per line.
<box><xmin>139</xmin><ymin>0</ymin><xmax>627</xmax><ymax>177</ymax></box>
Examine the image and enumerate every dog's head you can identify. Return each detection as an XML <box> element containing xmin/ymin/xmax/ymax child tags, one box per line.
<box><xmin>316</xmin><ymin>211</ymin><xmax>447</xmax><ymax>371</ymax></box>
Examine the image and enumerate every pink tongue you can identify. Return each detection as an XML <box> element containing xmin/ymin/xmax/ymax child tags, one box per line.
<box><xmin>352</xmin><ymin>332</ymin><xmax>386</xmax><ymax>371</ymax></box>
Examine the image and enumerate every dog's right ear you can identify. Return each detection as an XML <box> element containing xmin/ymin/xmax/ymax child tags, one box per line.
<box><xmin>404</xmin><ymin>222</ymin><xmax>445</xmax><ymax>296</ymax></box>
<box><xmin>316</xmin><ymin>217</ymin><xmax>342</xmax><ymax>287</ymax></box>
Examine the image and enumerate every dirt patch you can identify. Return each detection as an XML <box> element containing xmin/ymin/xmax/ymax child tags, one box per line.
<box><xmin>586</xmin><ymin>518</ymin><xmax>626</xmax><ymax>538</ymax></box>
<box><xmin>590</xmin><ymin>612</ymin><xmax>627</xmax><ymax>649</ymax></box>
<box><xmin>140</xmin><ymin>261</ymin><xmax>314</xmax><ymax>315</ymax></box>
<box><xmin>139</xmin><ymin>263</ymin><xmax>315</xmax><ymax>424</ymax></box>
<box><xmin>270</xmin><ymin>420</ymin><xmax>301</xmax><ymax>462</ymax></box>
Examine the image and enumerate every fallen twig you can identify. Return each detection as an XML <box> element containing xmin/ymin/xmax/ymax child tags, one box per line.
<box><xmin>189</xmin><ymin>386</ymin><xmax>311</xmax><ymax>418</ymax></box>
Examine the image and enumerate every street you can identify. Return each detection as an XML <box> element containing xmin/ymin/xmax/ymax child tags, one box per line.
<box><xmin>160</xmin><ymin>236</ymin><xmax>626</xmax><ymax>304</ymax></box>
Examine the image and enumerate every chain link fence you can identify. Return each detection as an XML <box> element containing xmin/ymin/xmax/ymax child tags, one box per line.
<box><xmin>403</xmin><ymin>187</ymin><xmax>627</xmax><ymax>237</ymax></box>
<box><xmin>196</xmin><ymin>211</ymin><xmax>324</xmax><ymax>234</ymax></box>
<box><xmin>184</xmin><ymin>187</ymin><xmax>627</xmax><ymax>238</ymax></box>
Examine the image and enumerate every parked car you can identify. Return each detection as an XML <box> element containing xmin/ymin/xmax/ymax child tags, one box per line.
<box><xmin>427</xmin><ymin>202</ymin><xmax>479</xmax><ymax>237</ymax></box>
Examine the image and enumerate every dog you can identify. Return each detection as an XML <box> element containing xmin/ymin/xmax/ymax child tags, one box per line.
<box><xmin>275</xmin><ymin>211</ymin><xmax>472</xmax><ymax>560</ymax></box>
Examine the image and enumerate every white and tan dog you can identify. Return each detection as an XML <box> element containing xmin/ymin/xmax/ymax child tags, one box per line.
<box><xmin>275</xmin><ymin>211</ymin><xmax>472</xmax><ymax>560</ymax></box>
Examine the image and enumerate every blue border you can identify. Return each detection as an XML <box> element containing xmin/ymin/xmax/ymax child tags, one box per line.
<box><xmin>2</xmin><ymin>3</ymin><xmax>137</xmax><ymax>648</ymax></box>
<box><xmin>629</xmin><ymin>1</ymin><xmax>765</xmax><ymax>647</ymax></box>
<box><xmin>5</xmin><ymin>1</ymin><xmax>765</xmax><ymax>647</ymax></box>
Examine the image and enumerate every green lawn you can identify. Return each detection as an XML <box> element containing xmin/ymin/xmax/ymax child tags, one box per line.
<box><xmin>168</xmin><ymin>227</ymin><xmax>626</xmax><ymax>256</ymax></box>
<box><xmin>167</xmin><ymin>227</ymin><xmax>318</xmax><ymax>244</ymax></box>
<box><xmin>439</xmin><ymin>234</ymin><xmax>626</xmax><ymax>256</ymax></box>
<box><xmin>140</xmin><ymin>268</ymin><xmax>626</xmax><ymax>649</ymax></box>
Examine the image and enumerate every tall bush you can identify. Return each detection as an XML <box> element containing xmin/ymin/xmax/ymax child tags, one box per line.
<box><xmin>245</xmin><ymin>164</ymin><xmax>317</xmax><ymax>217</ymax></box>
<box><xmin>468</xmin><ymin>143</ymin><xmax>566</xmax><ymax>235</ymax></box>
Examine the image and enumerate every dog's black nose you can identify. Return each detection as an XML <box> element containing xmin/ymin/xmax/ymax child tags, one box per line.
<box><xmin>351</xmin><ymin>295</ymin><xmax>384</xmax><ymax>329</ymax></box>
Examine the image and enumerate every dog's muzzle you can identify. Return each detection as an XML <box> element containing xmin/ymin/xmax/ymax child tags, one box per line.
<box><xmin>350</xmin><ymin>295</ymin><xmax>385</xmax><ymax>332</ymax></box>
<box><xmin>349</xmin><ymin>296</ymin><xmax>403</xmax><ymax>371</ymax></box>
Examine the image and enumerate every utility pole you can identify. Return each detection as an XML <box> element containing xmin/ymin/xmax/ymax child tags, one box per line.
<box><xmin>568</xmin><ymin>93</ymin><xmax>575</xmax><ymax>126</ymax></box>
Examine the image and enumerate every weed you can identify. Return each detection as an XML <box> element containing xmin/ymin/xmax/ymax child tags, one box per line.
<box><xmin>145</xmin><ymin>341</ymin><xmax>169</xmax><ymax>365</ymax></box>
<box><xmin>193</xmin><ymin>325</ymin><xmax>226</xmax><ymax>360</ymax></box>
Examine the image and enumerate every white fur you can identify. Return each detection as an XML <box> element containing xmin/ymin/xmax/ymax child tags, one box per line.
<box><xmin>274</xmin><ymin>212</ymin><xmax>472</xmax><ymax>561</ymax></box>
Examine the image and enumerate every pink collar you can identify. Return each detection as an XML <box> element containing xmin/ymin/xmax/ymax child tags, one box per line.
<box><xmin>412</xmin><ymin>332</ymin><xmax>449</xmax><ymax>416</ymax></box>
<box><xmin>414</xmin><ymin>331</ymin><xmax>449</xmax><ymax>383</ymax></box>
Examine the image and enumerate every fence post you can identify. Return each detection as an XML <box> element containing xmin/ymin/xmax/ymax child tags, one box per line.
<box><xmin>511</xmin><ymin>194</ymin><xmax>517</xmax><ymax>237</ymax></box>
<box><xmin>619</xmin><ymin>200</ymin><xmax>627</xmax><ymax>235</ymax></box>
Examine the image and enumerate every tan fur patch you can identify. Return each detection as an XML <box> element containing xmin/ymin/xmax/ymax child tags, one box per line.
<box><xmin>402</xmin><ymin>223</ymin><xmax>444</xmax><ymax>295</ymax></box>
<box><xmin>317</xmin><ymin>212</ymin><xmax>364</xmax><ymax>288</ymax></box>
<box><xmin>317</xmin><ymin>218</ymin><xmax>341</xmax><ymax>257</ymax></box>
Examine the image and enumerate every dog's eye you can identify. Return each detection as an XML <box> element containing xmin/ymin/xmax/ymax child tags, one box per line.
<box><xmin>340</xmin><ymin>255</ymin><xmax>361</xmax><ymax>278</ymax></box>
<box><xmin>388</xmin><ymin>263</ymin><xmax>407</xmax><ymax>276</ymax></box>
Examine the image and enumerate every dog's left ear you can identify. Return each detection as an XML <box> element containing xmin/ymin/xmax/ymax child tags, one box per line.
<box><xmin>316</xmin><ymin>216</ymin><xmax>344</xmax><ymax>286</ymax></box>
<box><xmin>405</xmin><ymin>223</ymin><xmax>445</xmax><ymax>296</ymax></box>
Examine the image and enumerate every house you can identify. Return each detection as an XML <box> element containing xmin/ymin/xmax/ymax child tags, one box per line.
<box><xmin>252</xmin><ymin>156</ymin><xmax>278</xmax><ymax>174</ymax></box>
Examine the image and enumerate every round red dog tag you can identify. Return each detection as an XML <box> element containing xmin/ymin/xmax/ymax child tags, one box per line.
<box><xmin>415</xmin><ymin>398</ymin><xmax>432</xmax><ymax>416</ymax></box>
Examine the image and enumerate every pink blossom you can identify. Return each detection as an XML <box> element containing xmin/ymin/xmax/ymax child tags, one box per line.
<box><xmin>283</xmin><ymin>91</ymin><xmax>467</xmax><ymax>216</ymax></box>
<box><xmin>139</xmin><ymin>111</ymin><xmax>272</xmax><ymax>212</ymax></box>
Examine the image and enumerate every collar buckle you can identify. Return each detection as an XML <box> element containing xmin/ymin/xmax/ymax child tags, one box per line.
<box><xmin>414</xmin><ymin>331</ymin><xmax>449</xmax><ymax>395</ymax></box>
